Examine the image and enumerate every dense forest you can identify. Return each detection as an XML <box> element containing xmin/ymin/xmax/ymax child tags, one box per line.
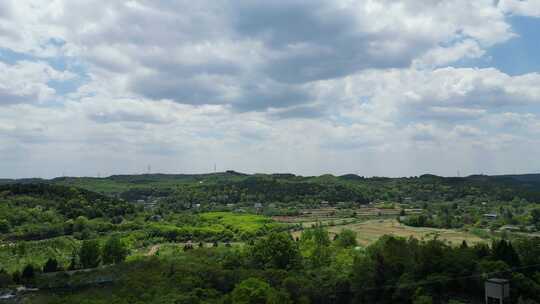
<box><xmin>4</xmin><ymin>229</ymin><xmax>540</xmax><ymax>303</ymax></box>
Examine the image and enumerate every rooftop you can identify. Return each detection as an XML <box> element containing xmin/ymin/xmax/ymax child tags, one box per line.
<box><xmin>487</xmin><ymin>278</ymin><xmax>509</xmax><ymax>284</ymax></box>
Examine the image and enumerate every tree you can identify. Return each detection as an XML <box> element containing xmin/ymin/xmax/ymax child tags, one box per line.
<box><xmin>267</xmin><ymin>289</ymin><xmax>292</xmax><ymax>304</ymax></box>
<box><xmin>413</xmin><ymin>295</ymin><xmax>433</xmax><ymax>304</ymax></box>
<box><xmin>514</xmin><ymin>237</ymin><xmax>540</xmax><ymax>269</ymax></box>
<box><xmin>79</xmin><ymin>239</ymin><xmax>101</xmax><ymax>268</ymax></box>
<box><xmin>283</xmin><ymin>276</ymin><xmax>311</xmax><ymax>303</ymax></box>
<box><xmin>231</xmin><ymin>278</ymin><xmax>273</xmax><ymax>304</ymax></box>
<box><xmin>531</xmin><ymin>209</ymin><xmax>540</xmax><ymax>229</ymax></box>
<box><xmin>492</xmin><ymin>240</ymin><xmax>520</xmax><ymax>267</ymax></box>
<box><xmin>21</xmin><ymin>264</ymin><xmax>35</xmax><ymax>283</ymax></box>
<box><xmin>413</xmin><ymin>288</ymin><xmax>433</xmax><ymax>304</ymax></box>
<box><xmin>250</xmin><ymin>232</ymin><xmax>301</xmax><ymax>270</ymax></box>
<box><xmin>0</xmin><ymin>269</ymin><xmax>12</xmax><ymax>288</ymax></box>
<box><xmin>11</xmin><ymin>270</ymin><xmax>21</xmax><ymax>284</ymax></box>
<box><xmin>43</xmin><ymin>258</ymin><xmax>59</xmax><ymax>273</ymax></box>
<box><xmin>334</xmin><ymin>229</ymin><xmax>358</xmax><ymax>248</ymax></box>
<box><xmin>68</xmin><ymin>248</ymin><xmax>79</xmax><ymax>270</ymax></box>
<box><xmin>73</xmin><ymin>215</ymin><xmax>89</xmax><ymax>232</ymax></box>
<box><xmin>102</xmin><ymin>236</ymin><xmax>128</xmax><ymax>264</ymax></box>
<box><xmin>0</xmin><ymin>219</ymin><xmax>10</xmax><ymax>233</ymax></box>
<box><xmin>300</xmin><ymin>225</ymin><xmax>332</xmax><ymax>267</ymax></box>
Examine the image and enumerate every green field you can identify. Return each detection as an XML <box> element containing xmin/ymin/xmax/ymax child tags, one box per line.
<box><xmin>0</xmin><ymin>212</ymin><xmax>283</xmax><ymax>273</ymax></box>
<box><xmin>200</xmin><ymin>212</ymin><xmax>278</xmax><ymax>233</ymax></box>
<box><xmin>0</xmin><ymin>236</ymin><xmax>79</xmax><ymax>273</ymax></box>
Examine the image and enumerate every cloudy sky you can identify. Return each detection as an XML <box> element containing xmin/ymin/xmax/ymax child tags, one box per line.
<box><xmin>1</xmin><ymin>0</ymin><xmax>540</xmax><ymax>178</ymax></box>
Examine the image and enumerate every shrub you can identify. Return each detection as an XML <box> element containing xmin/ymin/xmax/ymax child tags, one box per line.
<box><xmin>43</xmin><ymin>258</ymin><xmax>59</xmax><ymax>273</ymax></box>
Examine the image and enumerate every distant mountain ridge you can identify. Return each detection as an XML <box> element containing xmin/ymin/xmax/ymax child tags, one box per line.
<box><xmin>2</xmin><ymin>171</ymin><xmax>540</xmax><ymax>183</ymax></box>
<box><xmin>2</xmin><ymin>171</ymin><xmax>540</xmax><ymax>204</ymax></box>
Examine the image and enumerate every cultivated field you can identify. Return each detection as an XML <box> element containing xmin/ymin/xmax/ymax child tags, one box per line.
<box><xmin>273</xmin><ymin>206</ymin><xmax>418</xmax><ymax>223</ymax></box>
<box><xmin>291</xmin><ymin>218</ymin><xmax>486</xmax><ymax>246</ymax></box>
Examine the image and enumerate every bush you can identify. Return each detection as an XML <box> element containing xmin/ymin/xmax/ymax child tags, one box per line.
<box><xmin>250</xmin><ymin>232</ymin><xmax>301</xmax><ymax>270</ymax></box>
<box><xmin>0</xmin><ymin>219</ymin><xmax>10</xmax><ymax>233</ymax></box>
<box><xmin>79</xmin><ymin>240</ymin><xmax>101</xmax><ymax>268</ymax></box>
<box><xmin>12</xmin><ymin>270</ymin><xmax>21</xmax><ymax>284</ymax></box>
<box><xmin>413</xmin><ymin>295</ymin><xmax>433</xmax><ymax>304</ymax></box>
<box><xmin>43</xmin><ymin>258</ymin><xmax>59</xmax><ymax>273</ymax></box>
<box><xmin>21</xmin><ymin>264</ymin><xmax>35</xmax><ymax>283</ymax></box>
<box><xmin>102</xmin><ymin>236</ymin><xmax>128</xmax><ymax>264</ymax></box>
<box><xmin>334</xmin><ymin>229</ymin><xmax>358</xmax><ymax>248</ymax></box>
<box><xmin>231</xmin><ymin>278</ymin><xmax>272</xmax><ymax>304</ymax></box>
<box><xmin>0</xmin><ymin>268</ymin><xmax>13</xmax><ymax>287</ymax></box>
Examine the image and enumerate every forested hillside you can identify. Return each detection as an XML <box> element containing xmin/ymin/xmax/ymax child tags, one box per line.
<box><xmin>11</xmin><ymin>171</ymin><xmax>538</xmax><ymax>205</ymax></box>
<box><xmin>0</xmin><ymin>184</ymin><xmax>136</xmax><ymax>241</ymax></box>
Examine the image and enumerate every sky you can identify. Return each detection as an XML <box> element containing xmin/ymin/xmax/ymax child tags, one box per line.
<box><xmin>1</xmin><ymin>0</ymin><xmax>540</xmax><ymax>179</ymax></box>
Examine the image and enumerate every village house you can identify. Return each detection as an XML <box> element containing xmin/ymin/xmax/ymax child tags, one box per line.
<box><xmin>483</xmin><ymin>213</ymin><xmax>498</xmax><ymax>220</ymax></box>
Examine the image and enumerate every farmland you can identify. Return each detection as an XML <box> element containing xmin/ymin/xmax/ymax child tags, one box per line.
<box><xmin>325</xmin><ymin>219</ymin><xmax>485</xmax><ymax>246</ymax></box>
<box><xmin>278</xmin><ymin>206</ymin><xmax>486</xmax><ymax>246</ymax></box>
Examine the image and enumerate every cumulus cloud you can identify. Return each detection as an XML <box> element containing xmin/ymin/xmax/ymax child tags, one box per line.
<box><xmin>0</xmin><ymin>60</ymin><xmax>75</xmax><ymax>104</ymax></box>
<box><xmin>1</xmin><ymin>0</ymin><xmax>540</xmax><ymax>177</ymax></box>
<box><xmin>0</xmin><ymin>0</ymin><xmax>519</xmax><ymax>111</ymax></box>
<box><xmin>499</xmin><ymin>0</ymin><xmax>540</xmax><ymax>17</ymax></box>
<box><xmin>413</xmin><ymin>39</ymin><xmax>486</xmax><ymax>68</ymax></box>
<box><xmin>328</xmin><ymin>67</ymin><xmax>540</xmax><ymax>126</ymax></box>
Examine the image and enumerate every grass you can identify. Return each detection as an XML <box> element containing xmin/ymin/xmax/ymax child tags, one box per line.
<box><xmin>146</xmin><ymin>212</ymin><xmax>283</xmax><ymax>242</ymax></box>
<box><xmin>200</xmin><ymin>212</ymin><xmax>276</xmax><ymax>233</ymax></box>
<box><xmin>293</xmin><ymin>219</ymin><xmax>486</xmax><ymax>246</ymax></box>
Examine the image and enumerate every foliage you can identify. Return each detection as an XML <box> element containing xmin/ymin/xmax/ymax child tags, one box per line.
<box><xmin>0</xmin><ymin>268</ymin><xmax>13</xmax><ymax>287</ymax></box>
<box><xmin>102</xmin><ymin>236</ymin><xmax>128</xmax><ymax>264</ymax></box>
<box><xmin>300</xmin><ymin>224</ymin><xmax>332</xmax><ymax>267</ymax></box>
<box><xmin>231</xmin><ymin>278</ymin><xmax>274</xmax><ymax>304</ymax></box>
<box><xmin>43</xmin><ymin>258</ymin><xmax>59</xmax><ymax>273</ymax></box>
<box><xmin>17</xmin><ymin>232</ymin><xmax>540</xmax><ymax>304</ymax></box>
<box><xmin>42</xmin><ymin>172</ymin><xmax>540</xmax><ymax>206</ymax></box>
<box><xmin>21</xmin><ymin>264</ymin><xmax>35</xmax><ymax>282</ymax></box>
<box><xmin>413</xmin><ymin>295</ymin><xmax>433</xmax><ymax>304</ymax></box>
<box><xmin>335</xmin><ymin>229</ymin><xmax>358</xmax><ymax>248</ymax></box>
<box><xmin>0</xmin><ymin>183</ymin><xmax>136</xmax><ymax>241</ymax></box>
<box><xmin>79</xmin><ymin>239</ymin><xmax>101</xmax><ymax>268</ymax></box>
<box><xmin>492</xmin><ymin>239</ymin><xmax>521</xmax><ymax>267</ymax></box>
<box><xmin>249</xmin><ymin>232</ymin><xmax>301</xmax><ymax>270</ymax></box>
<box><xmin>532</xmin><ymin>208</ymin><xmax>540</xmax><ymax>229</ymax></box>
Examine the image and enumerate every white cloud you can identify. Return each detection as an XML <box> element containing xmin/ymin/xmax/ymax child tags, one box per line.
<box><xmin>0</xmin><ymin>0</ymin><xmax>540</xmax><ymax>177</ymax></box>
<box><xmin>0</xmin><ymin>0</ymin><xmax>519</xmax><ymax>110</ymax></box>
<box><xmin>328</xmin><ymin>67</ymin><xmax>540</xmax><ymax>126</ymax></box>
<box><xmin>499</xmin><ymin>0</ymin><xmax>540</xmax><ymax>17</ymax></box>
<box><xmin>0</xmin><ymin>60</ymin><xmax>76</xmax><ymax>104</ymax></box>
<box><xmin>413</xmin><ymin>39</ymin><xmax>485</xmax><ymax>68</ymax></box>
